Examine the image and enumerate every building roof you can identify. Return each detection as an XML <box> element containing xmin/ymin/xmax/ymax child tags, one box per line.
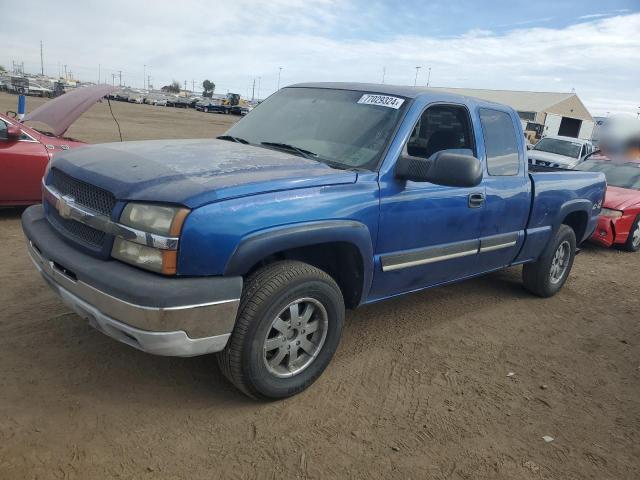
<box><xmin>428</xmin><ymin>87</ymin><xmax>574</xmax><ymax>113</ymax></box>
<box><xmin>290</xmin><ymin>82</ymin><xmax>593</xmax><ymax>121</ymax></box>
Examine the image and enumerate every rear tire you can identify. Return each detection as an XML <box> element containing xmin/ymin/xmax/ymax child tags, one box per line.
<box><xmin>218</xmin><ymin>261</ymin><xmax>345</xmax><ymax>400</ymax></box>
<box><xmin>621</xmin><ymin>216</ymin><xmax>640</xmax><ymax>252</ymax></box>
<box><xmin>523</xmin><ymin>224</ymin><xmax>576</xmax><ymax>298</ymax></box>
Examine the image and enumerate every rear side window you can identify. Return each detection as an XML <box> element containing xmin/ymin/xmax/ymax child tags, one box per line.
<box><xmin>479</xmin><ymin>108</ymin><xmax>520</xmax><ymax>176</ymax></box>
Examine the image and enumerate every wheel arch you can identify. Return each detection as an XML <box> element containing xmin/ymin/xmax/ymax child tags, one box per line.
<box><xmin>555</xmin><ymin>200</ymin><xmax>592</xmax><ymax>244</ymax></box>
<box><xmin>224</xmin><ymin>220</ymin><xmax>374</xmax><ymax>308</ymax></box>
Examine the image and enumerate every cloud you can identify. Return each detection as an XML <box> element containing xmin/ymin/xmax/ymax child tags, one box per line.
<box><xmin>1</xmin><ymin>1</ymin><xmax>638</xmax><ymax>116</ymax></box>
<box><xmin>578</xmin><ymin>13</ymin><xmax>611</xmax><ymax>20</ymax></box>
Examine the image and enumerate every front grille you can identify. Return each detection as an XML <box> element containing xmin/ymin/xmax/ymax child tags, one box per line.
<box><xmin>48</xmin><ymin>207</ymin><xmax>106</xmax><ymax>249</ymax></box>
<box><xmin>50</xmin><ymin>168</ymin><xmax>116</xmax><ymax>216</ymax></box>
<box><xmin>47</xmin><ymin>168</ymin><xmax>116</xmax><ymax>251</ymax></box>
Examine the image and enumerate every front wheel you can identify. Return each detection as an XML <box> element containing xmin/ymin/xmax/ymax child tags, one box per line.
<box><xmin>523</xmin><ymin>224</ymin><xmax>576</xmax><ymax>297</ymax></box>
<box><xmin>621</xmin><ymin>216</ymin><xmax>640</xmax><ymax>252</ymax></box>
<box><xmin>218</xmin><ymin>261</ymin><xmax>345</xmax><ymax>400</ymax></box>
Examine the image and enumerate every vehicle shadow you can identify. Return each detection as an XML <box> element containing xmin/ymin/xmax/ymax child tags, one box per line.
<box><xmin>0</xmin><ymin>205</ymin><xmax>28</xmax><ymax>220</ymax></box>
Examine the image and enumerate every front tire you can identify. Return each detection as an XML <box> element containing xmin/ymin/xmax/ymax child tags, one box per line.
<box><xmin>621</xmin><ymin>216</ymin><xmax>640</xmax><ymax>252</ymax></box>
<box><xmin>218</xmin><ymin>261</ymin><xmax>345</xmax><ymax>400</ymax></box>
<box><xmin>523</xmin><ymin>224</ymin><xmax>576</xmax><ymax>297</ymax></box>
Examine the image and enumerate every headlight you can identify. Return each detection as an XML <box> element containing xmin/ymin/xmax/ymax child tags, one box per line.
<box><xmin>111</xmin><ymin>203</ymin><xmax>189</xmax><ymax>275</ymax></box>
<box><xmin>600</xmin><ymin>208</ymin><xmax>623</xmax><ymax>218</ymax></box>
<box><xmin>120</xmin><ymin>203</ymin><xmax>189</xmax><ymax>236</ymax></box>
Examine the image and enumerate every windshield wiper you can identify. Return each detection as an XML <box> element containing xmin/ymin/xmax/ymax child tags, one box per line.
<box><xmin>260</xmin><ymin>142</ymin><xmax>319</xmax><ymax>160</ymax></box>
<box><xmin>217</xmin><ymin>135</ymin><xmax>249</xmax><ymax>144</ymax></box>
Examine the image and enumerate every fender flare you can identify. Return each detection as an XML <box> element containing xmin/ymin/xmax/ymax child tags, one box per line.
<box><xmin>553</xmin><ymin>199</ymin><xmax>593</xmax><ymax>243</ymax></box>
<box><xmin>224</xmin><ymin>220</ymin><xmax>374</xmax><ymax>305</ymax></box>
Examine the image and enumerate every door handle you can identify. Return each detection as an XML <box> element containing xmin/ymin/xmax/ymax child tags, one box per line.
<box><xmin>468</xmin><ymin>193</ymin><xmax>485</xmax><ymax>208</ymax></box>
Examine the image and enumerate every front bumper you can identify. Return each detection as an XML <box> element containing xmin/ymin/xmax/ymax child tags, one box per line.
<box><xmin>590</xmin><ymin>213</ymin><xmax>635</xmax><ymax>248</ymax></box>
<box><xmin>590</xmin><ymin>215</ymin><xmax>616</xmax><ymax>247</ymax></box>
<box><xmin>22</xmin><ymin>205</ymin><xmax>242</xmax><ymax>357</ymax></box>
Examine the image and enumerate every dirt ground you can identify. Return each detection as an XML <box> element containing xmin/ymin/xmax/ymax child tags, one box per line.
<box><xmin>0</xmin><ymin>92</ymin><xmax>638</xmax><ymax>479</ymax></box>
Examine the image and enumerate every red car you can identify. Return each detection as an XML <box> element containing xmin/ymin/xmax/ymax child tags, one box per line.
<box><xmin>576</xmin><ymin>157</ymin><xmax>640</xmax><ymax>251</ymax></box>
<box><xmin>0</xmin><ymin>85</ymin><xmax>114</xmax><ymax>206</ymax></box>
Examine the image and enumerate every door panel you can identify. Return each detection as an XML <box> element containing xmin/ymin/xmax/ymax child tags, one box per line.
<box><xmin>475</xmin><ymin>108</ymin><xmax>530</xmax><ymax>270</ymax></box>
<box><xmin>0</xmin><ymin>130</ymin><xmax>48</xmax><ymax>203</ymax></box>
<box><xmin>370</xmin><ymin>181</ymin><xmax>484</xmax><ymax>301</ymax></box>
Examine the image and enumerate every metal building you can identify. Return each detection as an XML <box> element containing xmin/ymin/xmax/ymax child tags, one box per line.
<box><xmin>430</xmin><ymin>87</ymin><xmax>594</xmax><ymax>140</ymax></box>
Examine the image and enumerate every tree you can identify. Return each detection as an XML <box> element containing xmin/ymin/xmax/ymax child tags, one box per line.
<box><xmin>0</xmin><ymin>65</ymin><xmax>6</xmax><ymax>74</ymax></box>
<box><xmin>202</xmin><ymin>80</ymin><xmax>215</xmax><ymax>98</ymax></box>
<box><xmin>161</xmin><ymin>80</ymin><xmax>181</xmax><ymax>94</ymax></box>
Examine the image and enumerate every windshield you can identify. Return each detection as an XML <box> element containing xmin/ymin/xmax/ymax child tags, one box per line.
<box><xmin>533</xmin><ymin>138</ymin><xmax>582</xmax><ymax>158</ymax></box>
<box><xmin>224</xmin><ymin>87</ymin><xmax>407</xmax><ymax>169</ymax></box>
<box><xmin>575</xmin><ymin>160</ymin><xmax>640</xmax><ymax>190</ymax></box>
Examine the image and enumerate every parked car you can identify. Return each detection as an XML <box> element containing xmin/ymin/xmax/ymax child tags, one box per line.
<box><xmin>230</xmin><ymin>105</ymin><xmax>251</xmax><ymax>116</ymax></box>
<box><xmin>576</xmin><ymin>156</ymin><xmax>640</xmax><ymax>251</ymax></box>
<box><xmin>21</xmin><ymin>83</ymin><xmax>606</xmax><ymax>399</ymax></box>
<box><xmin>195</xmin><ymin>99</ymin><xmax>223</xmax><ymax>113</ymax></box>
<box><xmin>527</xmin><ymin>135</ymin><xmax>595</xmax><ymax>169</ymax></box>
<box><xmin>0</xmin><ymin>85</ymin><xmax>115</xmax><ymax>205</ymax></box>
<box><xmin>154</xmin><ymin>97</ymin><xmax>168</xmax><ymax>107</ymax></box>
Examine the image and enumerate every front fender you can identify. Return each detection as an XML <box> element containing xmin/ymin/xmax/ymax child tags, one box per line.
<box><xmin>224</xmin><ymin>220</ymin><xmax>374</xmax><ymax>302</ymax></box>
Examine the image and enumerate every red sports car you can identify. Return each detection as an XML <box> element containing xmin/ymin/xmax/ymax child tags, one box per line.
<box><xmin>0</xmin><ymin>85</ymin><xmax>114</xmax><ymax>206</ymax></box>
<box><xmin>576</xmin><ymin>157</ymin><xmax>640</xmax><ymax>251</ymax></box>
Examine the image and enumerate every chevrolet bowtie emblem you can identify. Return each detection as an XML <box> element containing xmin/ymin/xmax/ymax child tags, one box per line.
<box><xmin>57</xmin><ymin>195</ymin><xmax>75</xmax><ymax>219</ymax></box>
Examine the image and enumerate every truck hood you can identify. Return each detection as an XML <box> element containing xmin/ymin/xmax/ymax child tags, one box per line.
<box><xmin>50</xmin><ymin>139</ymin><xmax>358</xmax><ymax>208</ymax></box>
<box><xmin>528</xmin><ymin>150</ymin><xmax>579</xmax><ymax>167</ymax></box>
<box><xmin>603</xmin><ymin>185</ymin><xmax>640</xmax><ymax>211</ymax></box>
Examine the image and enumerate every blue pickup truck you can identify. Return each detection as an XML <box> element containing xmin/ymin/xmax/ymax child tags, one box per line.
<box><xmin>22</xmin><ymin>83</ymin><xmax>606</xmax><ymax>399</ymax></box>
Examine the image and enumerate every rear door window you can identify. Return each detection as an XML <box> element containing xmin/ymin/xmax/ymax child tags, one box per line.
<box><xmin>479</xmin><ymin>109</ymin><xmax>520</xmax><ymax>176</ymax></box>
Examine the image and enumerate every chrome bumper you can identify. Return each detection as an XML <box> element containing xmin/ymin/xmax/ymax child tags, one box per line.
<box><xmin>28</xmin><ymin>241</ymin><xmax>240</xmax><ymax>357</ymax></box>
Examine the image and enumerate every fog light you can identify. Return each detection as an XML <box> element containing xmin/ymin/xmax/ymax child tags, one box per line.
<box><xmin>112</xmin><ymin>238</ymin><xmax>177</xmax><ymax>274</ymax></box>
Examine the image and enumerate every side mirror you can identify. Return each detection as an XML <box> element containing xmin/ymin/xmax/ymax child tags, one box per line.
<box><xmin>395</xmin><ymin>150</ymin><xmax>483</xmax><ymax>187</ymax></box>
<box><xmin>6</xmin><ymin>125</ymin><xmax>22</xmax><ymax>140</ymax></box>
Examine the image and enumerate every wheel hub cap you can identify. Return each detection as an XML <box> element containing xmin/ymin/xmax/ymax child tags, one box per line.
<box><xmin>633</xmin><ymin>224</ymin><xmax>640</xmax><ymax>248</ymax></box>
<box><xmin>549</xmin><ymin>240</ymin><xmax>571</xmax><ymax>284</ymax></box>
<box><xmin>262</xmin><ymin>298</ymin><xmax>329</xmax><ymax>378</ymax></box>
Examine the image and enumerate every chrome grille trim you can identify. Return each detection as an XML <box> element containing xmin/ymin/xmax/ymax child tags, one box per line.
<box><xmin>43</xmin><ymin>181</ymin><xmax>179</xmax><ymax>250</ymax></box>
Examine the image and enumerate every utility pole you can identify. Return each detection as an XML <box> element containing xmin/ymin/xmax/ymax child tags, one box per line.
<box><xmin>112</xmin><ymin>73</ymin><xmax>116</xmax><ymax>86</ymax></box>
<box><xmin>148</xmin><ymin>75</ymin><xmax>152</xmax><ymax>90</ymax></box>
<box><xmin>143</xmin><ymin>64</ymin><xmax>146</xmax><ymax>90</ymax></box>
<box><xmin>414</xmin><ymin>66</ymin><xmax>421</xmax><ymax>87</ymax></box>
<box><xmin>382</xmin><ymin>67</ymin><xmax>386</xmax><ymax>84</ymax></box>
<box><xmin>40</xmin><ymin>40</ymin><xmax>44</xmax><ymax>75</ymax></box>
<box><xmin>277</xmin><ymin>67</ymin><xmax>283</xmax><ymax>90</ymax></box>
<box><xmin>251</xmin><ymin>78</ymin><xmax>256</xmax><ymax>101</ymax></box>
<box><xmin>192</xmin><ymin>79</ymin><xmax>195</xmax><ymax>93</ymax></box>
<box><xmin>63</xmin><ymin>64</ymin><xmax>68</xmax><ymax>80</ymax></box>
<box><xmin>184</xmin><ymin>80</ymin><xmax>187</xmax><ymax>94</ymax></box>
<box><xmin>426</xmin><ymin>67</ymin><xmax>431</xmax><ymax>87</ymax></box>
<box><xmin>118</xmin><ymin>70</ymin><xmax>122</xmax><ymax>87</ymax></box>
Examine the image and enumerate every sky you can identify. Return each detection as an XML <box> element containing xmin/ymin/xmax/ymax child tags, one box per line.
<box><xmin>2</xmin><ymin>0</ymin><xmax>639</xmax><ymax>116</ymax></box>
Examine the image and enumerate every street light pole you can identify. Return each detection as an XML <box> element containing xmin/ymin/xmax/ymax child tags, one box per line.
<box><xmin>143</xmin><ymin>64</ymin><xmax>146</xmax><ymax>90</ymax></box>
<box><xmin>426</xmin><ymin>67</ymin><xmax>432</xmax><ymax>87</ymax></box>
<box><xmin>277</xmin><ymin>67</ymin><xmax>283</xmax><ymax>90</ymax></box>
<box><xmin>414</xmin><ymin>66</ymin><xmax>421</xmax><ymax>87</ymax></box>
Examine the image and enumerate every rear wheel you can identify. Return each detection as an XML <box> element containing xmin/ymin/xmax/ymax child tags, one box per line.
<box><xmin>523</xmin><ymin>224</ymin><xmax>576</xmax><ymax>297</ymax></box>
<box><xmin>218</xmin><ymin>261</ymin><xmax>345</xmax><ymax>400</ymax></box>
<box><xmin>621</xmin><ymin>216</ymin><xmax>640</xmax><ymax>252</ymax></box>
